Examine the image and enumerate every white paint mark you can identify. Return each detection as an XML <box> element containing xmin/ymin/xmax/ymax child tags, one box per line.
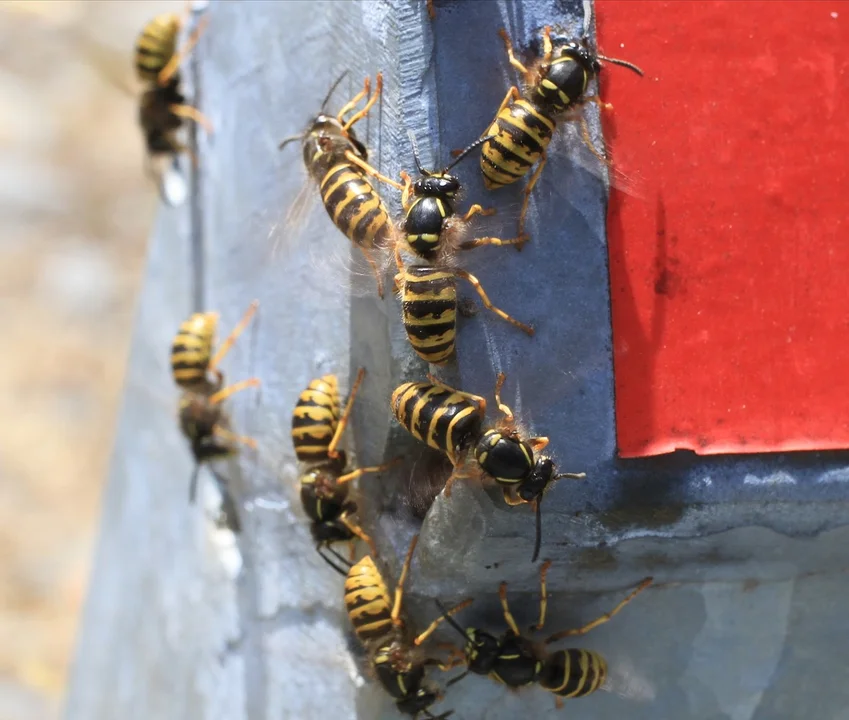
<box><xmin>831</xmin><ymin>11</ymin><xmax>839</xmax><ymax>19</ymax></box>
<box><xmin>743</xmin><ymin>471</ymin><xmax>796</xmax><ymax>486</ymax></box>
<box><xmin>694</xmin><ymin>476</ymin><xmax>713</xmax><ymax>488</ymax></box>
<box><xmin>817</xmin><ymin>467</ymin><xmax>849</xmax><ymax>483</ymax></box>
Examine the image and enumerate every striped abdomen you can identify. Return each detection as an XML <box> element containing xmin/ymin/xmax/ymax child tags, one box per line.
<box><xmin>291</xmin><ymin>375</ymin><xmax>340</xmax><ymax>462</ymax></box>
<box><xmin>539</xmin><ymin>649</ymin><xmax>607</xmax><ymax>698</ymax></box>
<box><xmin>400</xmin><ymin>267</ymin><xmax>457</xmax><ymax>364</ymax></box>
<box><xmin>135</xmin><ymin>14</ymin><xmax>179</xmax><ymax>84</ymax></box>
<box><xmin>344</xmin><ymin>556</ymin><xmax>394</xmax><ymax>644</ymax></box>
<box><xmin>390</xmin><ymin>382</ymin><xmax>486</xmax><ymax>464</ymax></box>
<box><xmin>319</xmin><ymin>162</ymin><xmax>391</xmax><ymax>248</ymax></box>
<box><xmin>171</xmin><ymin>312</ymin><xmax>217</xmax><ymax>389</ymax></box>
<box><xmin>481</xmin><ymin>99</ymin><xmax>555</xmax><ymax>189</ymax></box>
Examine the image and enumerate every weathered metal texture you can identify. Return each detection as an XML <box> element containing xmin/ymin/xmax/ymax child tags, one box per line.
<box><xmin>67</xmin><ymin>1</ymin><xmax>849</xmax><ymax>719</ymax></box>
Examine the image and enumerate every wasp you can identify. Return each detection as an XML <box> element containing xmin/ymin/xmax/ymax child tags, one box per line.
<box><xmin>394</xmin><ymin>137</ymin><xmax>533</xmax><ymax>364</ymax></box>
<box><xmin>291</xmin><ymin>369</ymin><xmax>398</xmax><ymax>574</ymax></box>
<box><xmin>135</xmin><ymin>6</ymin><xmax>213</xmax><ymax>203</ymax></box>
<box><xmin>171</xmin><ymin>302</ymin><xmax>261</xmax><ymax>501</ymax></box>
<box><xmin>279</xmin><ymin>73</ymin><xmax>403</xmax><ymax>298</ymax></box>
<box><xmin>344</xmin><ymin>535</ymin><xmax>472</xmax><ymax>719</ymax></box>
<box><xmin>438</xmin><ymin>561</ymin><xmax>653</xmax><ymax>706</ymax></box>
<box><xmin>479</xmin><ymin>25</ymin><xmax>642</xmax><ymax>243</ymax></box>
<box><xmin>391</xmin><ymin>372</ymin><xmax>584</xmax><ymax>561</ymax></box>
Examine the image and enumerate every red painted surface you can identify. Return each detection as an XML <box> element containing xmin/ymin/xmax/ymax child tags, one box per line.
<box><xmin>596</xmin><ymin>1</ymin><xmax>849</xmax><ymax>457</ymax></box>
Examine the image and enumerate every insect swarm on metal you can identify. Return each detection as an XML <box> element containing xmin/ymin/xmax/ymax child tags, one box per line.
<box><xmin>291</xmin><ymin>369</ymin><xmax>398</xmax><ymax>574</ymax></box>
<box><xmin>279</xmin><ymin>73</ymin><xmax>404</xmax><ymax>299</ymax></box>
<box><xmin>394</xmin><ymin>136</ymin><xmax>534</xmax><ymax>365</ymax></box>
<box><xmin>437</xmin><ymin>561</ymin><xmax>653</xmax><ymax>706</ymax></box>
<box><xmin>171</xmin><ymin>301</ymin><xmax>261</xmax><ymax>502</ymax></box>
<box><xmin>135</xmin><ymin>4</ymin><xmax>213</xmax><ymax>204</ymax></box>
<box><xmin>343</xmin><ymin>534</ymin><xmax>472</xmax><ymax>719</ymax></box>
<box><xmin>478</xmin><ymin>24</ymin><xmax>642</xmax><ymax>244</ymax></box>
<box><xmin>390</xmin><ymin>372</ymin><xmax>584</xmax><ymax>561</ymax></box>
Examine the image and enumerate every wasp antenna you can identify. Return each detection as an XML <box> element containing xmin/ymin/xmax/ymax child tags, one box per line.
<box><xmin>531</xmin><ymin>499</ymin><xmax>543</xmax><ymax>563</ymax></box>
<box><xmin>444</xmin><ymin>134</ymin><xmax>494</xmax><ymax>172</ymax></box>
<box><xmin>446</xmin><ymin>670</ymin><xmax>469</xmax><ymax>688</ymax></box>
<box><xmin>278</xmin><ymin>134</ymin><xmax>303</xmax><ymax>150</ymax></box>
<box><xmin>597</xmin><ymin>54</ymin><xmax>644</xmax><ymax>76</ymax></box>
<box><xmin>408</xmin><ymin>129</ymin><xmax>429</xmax><ymax>175</ymax></box>
<box><xmin>434</xmin><ymin>599</ymin><xmax>470</xmax><ymax>640</ymax></box>
<box><xmin>189</xmin><ymin>463</ymin><xmax>201</xmax><ymax>503</ymax></box>
<box><xmin>321</xmin><ymin>70</ymin><xmax>350</xmax><ymax>111</ymax></box>
<box><xmin>317</xmin><ymin>546</ymin><xmax>353</xmax><ymax>576</ymax></box>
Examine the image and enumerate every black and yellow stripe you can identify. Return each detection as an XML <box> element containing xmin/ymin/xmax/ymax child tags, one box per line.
<box><xmin>475</xmin><ymin>429</ymin><xmax>534</xmax><ymax>485</ymax></box>
<box><xmin>540</xmin><ymin>649</ymin><xmax>607</xmax><ymax>698</ymax></box>
<box><xmin>171</xmin><ymin>312</ymin><xmax>217</xmax><ymax>389</ymax></box>
<box><xmin>390</xmin><ymin>382</ymin><xmax>486</xmax><ymax>464</ymax></box>
<box><xmin>399</xmin><ymin>266</ymin><xmax>457</xmax><ymax>364</ymax></box>
<box><xmin>319</xmin><ymin>162</ymin><xmax>391</xmax><ymax>248</ymax></box>
<box><xmin>403</xmin><ymin>196</ymin><xmax>449</xmax><ymax>257</ymax></box>
<box><xmin>291</xmin><ymin>375</ymin><xmax>340</xmax><ymax>463</ymax></box>
<box><xmin>135</xmin><ymin>14</ymin><xmax>179</xmax><ymax>84</ymax></box>
<box><xmin>480</xmin><ymin>99</ymin><xmax>555</xmax><ymax>189</ymax></box>
<box><xmin>344</xmin><ymin>556</ymin><xmax>394</xmax><ymax>643</ymax></box>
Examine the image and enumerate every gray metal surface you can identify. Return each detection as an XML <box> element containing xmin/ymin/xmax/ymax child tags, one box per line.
<box><xmin>67</xmin><ymin>1</ymin><xmax>849</xmax><ymax>720</ymax></box>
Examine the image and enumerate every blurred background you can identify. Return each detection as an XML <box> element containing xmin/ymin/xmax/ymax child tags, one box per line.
<box><xmin>0</xmin><ymin>2</ymin><xmax>178</xmax><ymax>718</ymax></box>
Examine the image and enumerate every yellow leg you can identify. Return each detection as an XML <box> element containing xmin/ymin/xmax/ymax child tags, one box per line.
<box><xmin>499</xmin><ymin>28</ymin><xmax>530</xmax><ymax>79</ymax></box>
<box><xmin>213</xmin><ymin>425</ymin><xmax>257</xmax><ymax>449</ymax></box>
<box><xmin>344</xmin><ymin>149</ymin><xmax>405</xmax><ymax>191</ymax></box>
<box><xmin>359</xmin><ymin>244</ymin><xmax>385</xmax><ymax>299</ymax></box>
<box><xmin>342</xmin><ymin>72</ymin><xmax>382</xmax><ymax>131</ymax></box>
<box><xmin>528</xmin><ymin>436</ymin><xmax>550</xmax><ymax>453</ymax></box>
<box><xmin>340</xmin><ymin>516</ymin><xmax>377</xmax><ymax>557</ymax></box>
<box><xmin>336</xmin><ymin>76</ymin><xmax>370</xmax><ymax>124</ymax></box>
<box><xmin>461</xmin><ymin>204</ymin><xmax>496</xmax><ymax>222</ymax></box>
<box><xmin>586</xmin><ymin>95</ymin><xmax>615</xmax><ymax>111</ymax></box>
<box><xmin>392</xmin><ymin>534</ymin><xmax>419</xmax><ymax>626</ymax></box>
<box><xmin>499</xmin><ymin>581</ymin><xmax>521</xmax><ymax>636</ymax></box>
<box><xmin>534</xmin><ymin>559</ymin><xmax>552</xmax><ymax>630</ymax></box>
<box><xmin>169</xmin><ymin>103</ymin><xmax>214</xmax><ymax>135</ymax></box>
<box><xmin>394</xmin><ymin>243</ymin><xmax>406</xmax><ymax>274</ymax></box>
<box><xmin>208</xmin><ymin>300</ymin><xmax>258</xmax><ymax>373</ymax></box>
<box><xmin>336</xmin><ymin>457</ymin><xmax>401</xmax><ymax>484</ymax></box>
<box><xmin>208</xmin><ymin>377</ymin><xmax>261</xmax><ymax>405</ymax></box>
<box><xmin>518</xmin><ymin>151</ymin><xmax>547</xmax><ymax>245</ymax></box>
<box><xmin>327</xmin><ymin>367</ymin><xmax>365</xmax><ymax>459</ymax></box>
<box><xmin>454</xmin><ymin>269</ymin><xmax>535</xmax><ymax>336</ymax></box>
<box><xmin>400</xmin><ymin>170</ymin><xmax>414</xmax><ymax>210</ymax></box>
<box><xmin>493</xmin><ymin>372</ymin><xmax>514</xmax><ymax>421</ymax></box>
<box><xmin>442</xmin><ymin>463</ymin><xmax>472</xmax><ymax>498</ymax></box>
<box><xmin>502</xmin><ymin>486</ymin><xmax>525</xmax><ymax>506</ymax></box>
<box><xmin>579</xmin><ymin>116</ymin><xmax>607</xmax><ymax>164</ymax></box>
<box><xmin>459</xmin><ymin>236</ymin><xmax>523</xmax><ymax>251</ymax></box>
<box><xmin>541</xmin><ymin>26</ymin><xmax>553</xmax><ymax>65</ymax></box>
<box><xmin>545</xmin><ymin>577</ymin><xmax>654</xmax><ymax>644</ymax></box>
<box><xmin>158</xmin><ymin>14</ymin><xmax>209</xmax><ymax>86</ymax></box>
<box><xmin>413</xmin><ymin>598</ymin><xmax>474</xmax><ymax>646</ymax></box>
<box><xmin>426</xmin><ymin>0</ymin><xmax>436</xmax><ymax>19</ymax></box>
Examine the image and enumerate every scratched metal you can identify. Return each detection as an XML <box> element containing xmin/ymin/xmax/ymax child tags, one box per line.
<box><xmin>67</xmin><ymin>1</ymin><xmax>849</xmax><ymax>719</ymax></box>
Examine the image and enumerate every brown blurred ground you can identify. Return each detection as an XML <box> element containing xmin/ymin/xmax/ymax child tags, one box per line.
<box><xmin>0</xmin><ymin>2</ymin><xmax>179</xmax><ymax>718</ymax></box>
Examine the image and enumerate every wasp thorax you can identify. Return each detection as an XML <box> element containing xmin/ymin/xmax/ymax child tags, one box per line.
<box><xmin>465</xmin><ymin>629</ymin><xmax>500</xmax><ymax>674</ymax></box>
<box><xmin>302</xmin><ymin>114</ymin><xmax>368</xmax><ymax>178</ymax></box>
<box><xmin>415</xmin><ymin>173</ymin><xmax>461</xmax><ymax>198</ymax></box>
<box><xmin>475</xmin><ymin>430</ymin><xmax>534</xmax><ymax>482</ymax></box>
<box><xmin>395</xmin><ymin>687</ymin><xmax>440</xmax><ymax>717</ymax></box>
<box><xmin>536</xmin><ymin>41</ymin><xmax>598</xmax><ymax>112</ymax></box>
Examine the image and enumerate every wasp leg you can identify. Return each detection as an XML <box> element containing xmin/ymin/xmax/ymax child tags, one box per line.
<box><xmin>426</xmin><ymin>0</ymin><xmax>436</xmax><ymax>19</ymax></box>
<box><xmin>400</xmin><ymin>170</ymin><xmax>414</xmax><ymax>210</ymax></box>
<box><xmin>212</xmin><ymin>425</ymin><xmax>257</xmax><ymax>449</ymax></box>
<box><xmin>342</xmin><ymin>72</ymin><xmax>382</xmax><ymax>131</ymax></box>
<box><xmin>168</xmin><ymin>103</ymin><xmax>214</xmax><ymax>134</ymax></box>
<box><xmin>158</xmin><ymin>13</ymin><xmax>208</xmax><ymax>86</ymax></box>
<box><xmin>344</xmin><ymin>149</ymin><xmax>405</xmax><ymax>191</ymax></box>
<box><xmin>527</xmin><ymin>436</ymin><xmax>550</xmax><ymax>453</ymax></box>
<box><xmin>208</xmin><ymin>300</ymin><xmax>258</xmax><ymax>374</ymax></box>
<box><xmin>498</xmin><ymin>581</ymin><xmax>521</xmax><ymax>636</ymax></box>
<box><xmin>336</xmin><ymin>76</ymin><xmax>370</xmax><ymax>124</ymax></box>
<box><xmin>544</xmin><ymin>577</ymin><xmax>654</xmax><ymax>644</ymax></box>
<box><xmin>359</xmin><ymin>244</ymin><xmax>386</xmax><ymax>299</ymax></box>
<box><xmin>502</xmin><ymin>486</ymin><xmax>525</xmax><ymax>506</ymax></box>
<box><xmin>534</xmin><ymin>559</ymin><xmax>553</xmax><ymax>630</ymax></box>
<box><xmin>579</xmin><ymin>116</ymin><xmax>608</xmax><ymax>164</ymax></box>
<box><xmin>459</xmin><ymin>236</ymin><xmax>524</xmax><ymax>251</ymax></box>
<box><xmin>493</xmin><ymin>371</ymin><xmax>514</xmax><ymax>422</ymax></box>
<box><xmin>327</xmin><ymin>367</ymin><xmax>366</xmax><ymax>459</ymax></box>
<box><xmin>499</xmin><ymin>28</ymin><xmax>530</xmax><ymax>78</ymax></box>
<box><xmin>414</xmin><ymin>598</ymin><xmax>474</xmax><ymax>646</ymax></box>
<box><xmin>540</xmin><ymin>26</ymin><xmax>553</xmax><ymax>66</ymax></box>
<box><xmin>454</xmin><ymin>269</ymin><xmax>535</xmax><ymax>336</ymax></box>
<box><xmin>461</xmin><ymin>204</ymin><xmax>496</xmax><ymax>222</ymax></box>
<box><xmin>339</xmin><ymin>516</ymin><xmax>377</xmax><ymax>557</ymax></box>
<box><xmin>517</xmin><ymin>150</ymin><xmax>547</xmax><ymax>246</ymax></box>
<box><xmin>391</xmin><ymin>534</ymin><xmax>419</xmax><ymax>626</ymax></box>
<box><xmin>336</xmin><ymin>457</ymin><xmax>401</xmax><ymax>484</ymax></box>
<box><xmin>208</xmin><ymin>377</ymin><xmax>261</xmax><ymax>405</ymax></box>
